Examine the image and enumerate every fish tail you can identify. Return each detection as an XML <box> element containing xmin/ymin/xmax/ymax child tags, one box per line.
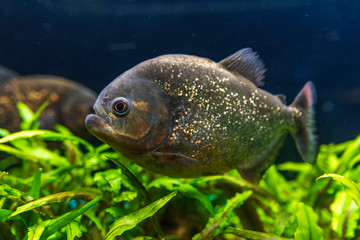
<box><xmin>290</xmin><ymin>81</ymin><xmax>317</xmax><ymax>164</ymax></box>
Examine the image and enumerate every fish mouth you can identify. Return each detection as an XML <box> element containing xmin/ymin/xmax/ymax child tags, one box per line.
<box><xmin>85</xmin><ymin>101</ymin><xmax>113</xmax><ymax>132</ymax></box>
<box><xmin>85</xmin><ymin>113</ymin><xmax>114</xmax><ymax>138</ymax></box>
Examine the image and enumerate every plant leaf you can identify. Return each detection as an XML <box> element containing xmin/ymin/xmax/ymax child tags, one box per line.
<box><xmin>113</xmin><ymin>191</ymin><xmax>138</xmax><ymax>203</ymax></box>
<box><xmin>65</xmin><ymin>221</ymin><xmax>83</xmax><ymax>240</ymax></box>
<box><xmin>0</xmin><ymin>209</ymin><xmax>22</xmax><ymax>222</ymax></box>
<box><xmin>193</xmin><ymin>190</ymin><xmax>252</xmax><ymax>240</ymax></box>
<box><xmin>0</xmin><ymin>183</ymin><xmax>36</xmax><ymax>208</ymax></box>
<box><xmin>84</xmin><ymin>210</ymin><xmax>103</xmax><ymax>230</ymax></box>
<box><xmin>0</xmin><ymin>128</ymin><xmax>10</xmax><ymax>137</ymax></box>
<box><xmin>105</xmin><ymin>191</ymin><xmax>176</xmax><ymax>240</ymax></box>
<box><xmin>105</xmin><ymin>207</ymin><xmax>128</xmax><ymax>218</ymax></box>
<box><xmin>0</xmin><ymin>144</ymin><xmax>39</xmax><ymax>163</ymax></box>
<box><xmin>108</xmin><ymin>157</ymin><xmax>164</xmax><ymax>237</ymax></box>
<box><xmin>0</xmin><ymin>130</ymin><xmax>93</xmax><ymax>153</ymax></box>
<box><xmin>109</xmin><ymin>158</ymin><xmax>150</xmax><ymax>202</ymax></box>
<box><xmin>29</xmin><ymin>169</ymin><xmax>42</xmax><ymax>199</ymax></box>
<box><xmin>9</xmin><ymin>191</ymin><xmax>99</xmax><ymax>218</ymax></box>
<box><xmin>345</xmin><ymin>206</ymin><xmax>360</xmax><ymax>239</ymax></box>
<box><xmin>330</xmin><ymin>192</ymin><xmax>352</xmax><ymax>237</ymax></box>
<box><xmin>94</xmin><ymin>169</ymin><xmax>122</xmax><ymax>193</ymax></box>
<box><xmin>18</xmin><ymin>101</ymin><xmax>49</xmax><ymax>130</ymax></box>
<box><xmin>317</xmin><ymin>173</ymin><xmax>360</xmax><ymax>207</ymax></box>
<box><xmin>316</xmin><ymin>146</ymin><xmax>339</xmax><ymax>173</ymax></box>
<box><xmin>24</xmin><ymin>147</ymin><xmax>70</xmax><ymax>167</ymax></box>
<box><xmin>338</xmin><ymin>134</ymin><xmax>360</xmax><ymax>174</ymax></box>
<box><xmin>17</xmin><ymin>102</ymin><xmax>36</xmax><ymax>130</ymax></box>
<box><xmin>224</xmin><ymin>227</ymin><xmax>293</xmax><ymax>240</ymax></box>
<box><xmin>27</xmin><ymin>222</ymin><xmax>47</xmax><ymax>240</ymax></box>
<box><xmin>25</xmin><ymin>169</ymin><xmax>43</xmax><ymax>227</ymax></box>
<box><xmin>149</xmin><ymin>177</ymin><xmax>214</xmax><ymax>215</ymax></box>
<box><xmin>54</xmin><ymin>124</ymin><xmax>74</xmax><ymax>135</ymax></box>
<box><xmin>132</xmin><ymin>237</ymin><xmax>158</xmax><ymax>240</ymax></box>
<box><xmin>40</xmin><ymin>195</ymin><xmax>102</xmax><ymax>239</ymax></box>
<box><xmin>294</xmin><ymin>202</ymin><xmax>323</xmax><ymax>240</ymax></box>
<box><xmin>277</xmin><ymin>162</ymin><xmax>313</xmax><ymax>173</ymax></box>
<box><xmin>260</xmin><ymin>165</ymin><xmax>294</xmax><ymax>202</ymax></box>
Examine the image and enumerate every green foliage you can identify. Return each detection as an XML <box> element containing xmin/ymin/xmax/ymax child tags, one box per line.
<box><xmin>294</xmin><ymin>203</ymin><xmax>323</xmax><ymax>240</ymax></box>
<box><xmin>317</xmin><ymin>173</ymin><xmax>360</xmax><ymax>207</ymax></box>
<box><xmin>224</xmin><ymin>227</ymin><xmax>292</xmax><ymax>240</ymax></box>
<box><xmin>40</xmin><ymin>196</ymin><xmax>101</xmax><ymax>239</ymax></box>
<box><xmin>105</xmin><ymin>191</ymin><xmax>176</xmax><ymax>240</ymax></box>
<box><xmin>1</xmin><ymin>102</ymin><xmax>360</xmax><ymax>239</ymax></box>
<box><xmin>17</xmin><ymin>101</ymin><xmax>49</xmax><ymax>131</ymax></box>
<box><xmin>149</xmin><ymin>177</ymin><xmax>214</xmax><ymax>215</ymax></box>
<box><xmin>193</xmin><ymin>191</ymin><xmax>252</xmax><ymax>239</ymax></box>
<box><xmin>9</xmin><ymin>191</ymin><xmax>99</xmax><ymax>218</ymax></box>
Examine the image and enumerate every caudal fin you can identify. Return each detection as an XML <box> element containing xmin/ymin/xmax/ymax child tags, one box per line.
<box><xmin>290</xmin><ymin>81</ymin><xmax>317</xmax><ymax>164</ymax></box>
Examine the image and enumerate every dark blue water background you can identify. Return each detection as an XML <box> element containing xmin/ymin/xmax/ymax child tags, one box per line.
<box><xmin>1</xmin><ymin>1</ymin><xmax>359</xmax><ymax>150</ymax></box>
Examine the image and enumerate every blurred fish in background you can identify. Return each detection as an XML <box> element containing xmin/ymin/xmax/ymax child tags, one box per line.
<box><xmin>0</xmin><ymin>73</ymin><xmax>97</xmax><ymax>138</ymax></box>
<box><xmin>0</xmin><ymin>65</ymin><xmax>19</xmax><ymax>81</ymax></box>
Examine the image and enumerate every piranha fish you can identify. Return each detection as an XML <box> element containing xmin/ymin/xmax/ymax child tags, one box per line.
<box><xmin>0</xmin><ymin>74</ymin><xmax>97</xmax><ymax>137</ymax></box>
<box><xmin>85</xmin><ymin>48</ymin><xmax>317</xmax><ymax>178</ymax></box>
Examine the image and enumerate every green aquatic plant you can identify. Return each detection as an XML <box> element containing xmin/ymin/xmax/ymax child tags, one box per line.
<box><xmin>0</xmin><ymin>102</ymin><xmax>360</xmax><ymax>239</ymax></box>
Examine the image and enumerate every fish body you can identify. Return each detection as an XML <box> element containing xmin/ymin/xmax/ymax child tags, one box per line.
<box><xmin>86</xmin><ymin>48</ymin><xmax>317</xmax><ymax>177</ymax></box>
<box><xmin>0</xmin><ymin>75</ymin><xmax>97</xmax><ymax>137</ymax></box>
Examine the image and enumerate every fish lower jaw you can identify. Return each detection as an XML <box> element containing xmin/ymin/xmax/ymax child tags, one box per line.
<box><xmin>85</xmin><ymin>114</ymin><xmax>114</xmax><ymax>136</ymax></box>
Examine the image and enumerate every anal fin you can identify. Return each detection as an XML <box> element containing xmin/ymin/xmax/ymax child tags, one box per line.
<box><xmin>238</xmin><ymin>133</ymin><xmax>288</xmax><ymax>182</ymax></box>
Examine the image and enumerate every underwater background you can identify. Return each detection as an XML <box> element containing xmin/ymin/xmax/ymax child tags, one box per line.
<box><xmin>1</xmin><ymin>0</ymin><xmax>359</xmax><ymax>145</ymax></box>
<box><xmin>2</xmin><ymin>2</ymin><xmax>360</xmax><ymax>240</ymax></box>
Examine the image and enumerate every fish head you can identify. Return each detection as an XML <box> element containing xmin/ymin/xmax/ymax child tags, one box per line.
<box><xmin>85</xmin><ymin>75</ymin><xmax>171</xmax><ymax>155</ymax></box>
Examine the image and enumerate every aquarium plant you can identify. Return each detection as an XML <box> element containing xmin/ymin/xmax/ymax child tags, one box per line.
<box><xmin>0</xmin><ymin>102</ymin><xmax>360</xmax><ymax>239</ymax></box>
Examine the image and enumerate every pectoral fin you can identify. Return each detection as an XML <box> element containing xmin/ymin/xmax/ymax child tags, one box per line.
<box><xmin>150</xmin><ymin>151</ymin><xmax>202</xmax><ymax>178</ymax></box>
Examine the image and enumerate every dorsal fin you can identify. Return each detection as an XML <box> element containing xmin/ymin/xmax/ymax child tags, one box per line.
<box><xmin>219</xmin><ymin>48</ymin><xmax>267</xmax><ymax>87</ymax></box>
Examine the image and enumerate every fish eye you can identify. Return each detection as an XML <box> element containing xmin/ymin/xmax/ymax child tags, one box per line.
<box><xmin>112</xmin><ymin>97</ymin><xmax>131</xmax><ymax>116</ymax></box>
